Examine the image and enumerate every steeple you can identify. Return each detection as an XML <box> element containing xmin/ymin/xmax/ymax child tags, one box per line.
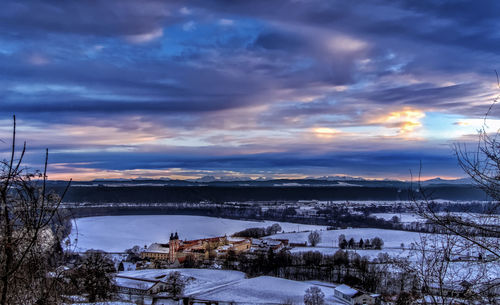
<box><xmin>169</xmin><ymin>232</ymin><xmax>180</xmax><ymax>263</ymax></box>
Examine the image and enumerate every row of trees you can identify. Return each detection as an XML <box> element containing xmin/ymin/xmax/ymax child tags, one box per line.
<box><xmin>225</xmin><ymin>248</ymin><xmax>396</xmax><ymax>294</ymax></box>
<box><xmin>338</xmin><ymin>235</ymin><xmax>384</xmax><ymax>250</ymax></box>
<box><xmin>233</xmin><ymin>223</ymin><xmax>282</xmax><ymax>238</ymax></box>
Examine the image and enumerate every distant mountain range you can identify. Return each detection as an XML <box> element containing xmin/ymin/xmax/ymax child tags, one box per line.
<box><xmin>419</xmin><ymin>177</ymin><xmax>474</xmax><ymax>185</ymax></box>
<box><xmin>83</xmin><ymin>175</ymin><xmax>474</xmax><ymax>185</ymax></box>
<box><xmin>41</xmin><ymin>175</ymin><xmax>477</xmax><ymax>190</ymax></box>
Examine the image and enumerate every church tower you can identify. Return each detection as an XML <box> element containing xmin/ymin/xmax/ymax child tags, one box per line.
<box><xmin>169</xmin><ymin>232</ymin><xmax>180</xmax><ymax>263</ymax></box>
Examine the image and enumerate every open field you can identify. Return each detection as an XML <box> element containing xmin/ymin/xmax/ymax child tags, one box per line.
<box><xmin>269</xmin><ymin>227</ymin><xmax>426</xmax><ymax>248</ymax></box>
<box><xmin>70</xmin><ymin>215</ymin><xmax>326</xmax><ymax>252</ymax></box>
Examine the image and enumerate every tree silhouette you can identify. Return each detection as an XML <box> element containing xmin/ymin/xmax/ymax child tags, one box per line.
<box><xmin>165</xmin><ymin>271</ymin><xmax>186</xmax><ymax>300</ymax></box>
<box><xmin>304</xmin><ymin>286</ymin><xmax>324</xmax><ymax>305</ymax></box>
<box><xmin>308</xmin><ymin>231</ymin><xmax>321</xmax><ymax>247</ymax></box>
<box><xmin>0</xmin><ymin>116</ymin><xmax>71</xmax><ymax>305</ymax></box>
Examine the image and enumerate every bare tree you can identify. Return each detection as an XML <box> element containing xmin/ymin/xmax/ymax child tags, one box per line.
<box><xmin>0</xmin><ymin>116</ymin><xmax>71</xmax><ymax>305</ymax></box>
<box><xmin>308</xmin><ymin>231</ymin><xmax>321</xmax><ymax>247</ymax></box>
<box><xmin>304</xmin><ymin>286</ymin><xmax>325</xmax><ymax>305</ymax></box>
<box><xmin>418</xmin><ymin>79</ymin><xmax>500</xmax><ymax>257</ymax></box>
<box><xmin>165</xmin><ymin>271</ymin><xmax>186</xmax><ymax>300</ymax></box>
<box><xmin>410</xmin><ymin>91</ymin><xmax>500</xmax><ymax>303</ymax></box>
<box><xmin>266</xmin><ymin>223</ymin><xmax>282</xmax><ymax>235</ymax></box>
<box><xmin>70</xmin><ymin>250</ymin><xmax>116</xmax><ymax>302</ymax></box>
<box><xmin>401</xmin><ymin>232</ymin><xmax>491</xmax><ymax>305</ymax></box>
<box><xmin>372</xmin><ymin>237</ymin><xmax>384</xmax><ymax>250</ymax></box>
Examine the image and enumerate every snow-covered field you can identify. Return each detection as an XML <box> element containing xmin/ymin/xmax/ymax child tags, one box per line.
<box><xmin>70</xmin><ymin>215</ymin><xmax>326</xmax><ymax>252</ymax></box>
<box><xmin>190</xmin><ymin>275</ymin><xmax>340</xmax><ymax>305</ymax></box>
<box><xmin>269</xmin><ymin>228</ymin><xmax>426</xmax><ymax>248</ymax></box>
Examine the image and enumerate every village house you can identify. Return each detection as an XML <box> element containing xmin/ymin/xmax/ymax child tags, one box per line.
<box><xmin>140</xmin><ymin>243</ymin><xmax>170</xmax><ymax>260</ymax></box>
<box><xmin>334</xmin><ymin>284</ymin><xmax>377</xmax><ymax>305</ymax></box>
<box><xmin>115</xmin><ymin>275</ymin><xmax>167</xmax><ymax>295</ymax></box>
<box><xmin>216</xmin><ymin>237</ymin><xmax>252</xmax><ymax>255</ymax></box>
<box><xmin>250</xmin><ymin>238</ymin><xmax>288</xmax><ymax>253</ymax></box>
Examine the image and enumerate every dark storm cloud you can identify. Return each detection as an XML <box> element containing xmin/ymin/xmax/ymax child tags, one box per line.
<box><xmin>355</xmin><ymin>83</ymin><xmax>481</xmax><ymax>107</ymax></box>
<box><xmin>41</xmin><ymin>147</ymin><xmax>459</xmax><ymax>178</ymax></box>
<box><xmin>193</xmin><ymin>0</ymin><xmax>500</xmax><ymax>55</ymax></box>
<box><xmin>0</xmin><ymin>99</ymin><xmax>243</xmax><ymax>114</ymax></box>
<box><xmin>392</xmin><ymin>0</ymin><xmax>500</xmax><ymax>25</ymax></box>
<box><xmin>1</xmin><ymin>0</ymin><xmax>499</xmax><ymax>178</ymax></box>
<box><xmin>253</xmin><ymin>32</ymin><xmax>304</xmax><ymax>51</ymax></box>
<box><xmin>0</xmin><ymin>0</ymin><xmax>175</xmax><ymax>37</ymax></box>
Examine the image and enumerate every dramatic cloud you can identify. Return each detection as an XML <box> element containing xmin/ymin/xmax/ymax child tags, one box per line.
<box><xmin>1</xmin><ymin>0</ymin><xmax>499</xmax><ymax>179</ymax></box>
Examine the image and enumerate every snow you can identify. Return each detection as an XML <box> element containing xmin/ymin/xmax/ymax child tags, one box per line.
<box><xmin>117</xmin><ymin>269</ymin><xmax>347</xmax><ymax>304</ymax></box>
<box><xmin>334</xmin><ymin>284</ymin><xmax>358</xmax><ymax>296</ymax></box>
<box><xmin>115</xmin><ymin>277</ymin><xmax>156</xmax><ymax>290</ymax></box>
<box><xmin>144</xmin><ymin>243</ymin><xmax>170</xmax><ymax>253</ymax></box>
<box><xmin>305</xmin><ymin>281</ymin><xmax>337</xmax><ymax>288</ymax></box>
<box><xmin>269</xmin><ymin>228</ymin><xmax>426</xmax><ymax>248</ymax></box>
<box><xmin>121</xmin><ymin>261</ymin><xmax>136</xmax><ymax>271</ymax></box>
<box><xmin>70</xmin><ymin>215</ymin><xmax>326</xmax><ymax>252</ymax></box>
<box><xmin>190</xmin><ymin>275</ymin><xmax>343</xmax><ymax>305</ymax></box>
<box><xmin>118</xmin><ymin>269</ymin><xmax>247</xmax><ymax>296</ymax></box>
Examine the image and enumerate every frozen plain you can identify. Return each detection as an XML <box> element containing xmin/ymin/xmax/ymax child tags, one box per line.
<box><xmin>69</xmin><ymin>215</ymin><xmax>326</xmax><ymax>252</ymax></box>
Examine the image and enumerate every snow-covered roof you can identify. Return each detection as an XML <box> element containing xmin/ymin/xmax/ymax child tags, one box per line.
<box><xmin>334</xmin><ymin>284</ymin><xmax>358</xmax><ymax>296</ymax></box>
<box><xmin>263</xmin><ymin>238</ymin><xmax>284</xmax><ymax>246</ymax></box>
<box><xmin>227</xmin><ymin>236</ymin><xmax>247</xmax><ymax>242</ymax></box>
<box><xmin>115</xmin><ymin>276</ymin><xmax>157</xmax><ymax>290</ymax></box>
<box><xmin>143</xmin><ymin>243</ymin><xmax>169</xmax><ymax>253</ymax></box>
<box><xmin>305</xmin><ymin>280</ymin><xmax>337</xmax><ymax>288</ymax></box>
<box><xmin>251</xmin><ymin>238</ymin><xmax>283</xmax><ymax>247</ymax></box>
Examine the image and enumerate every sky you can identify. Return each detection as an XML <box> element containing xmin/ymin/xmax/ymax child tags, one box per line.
<box><xmin>1</xmin><ymin>0</ymin><xmax>500</xmax><ymax>181</ymax></box>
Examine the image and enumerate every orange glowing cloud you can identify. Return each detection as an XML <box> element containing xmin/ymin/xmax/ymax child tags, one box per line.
<box><xmin>454</xmin><ymin>121</ymin><xmax>470</xmax><ymax>126</ymax></box>
<box><xmin>312</xmin><ymin>127</ymin><xmax>340</xmax><ymax>138</ymax></box>
<box><xmin>380</xmin><ymin>108</ymin><xmax>425</xmax><ymax>134</ymax></box>
<box><xmin>60</xmin><ymin>124</ymin><xmax>160</xmax><ymax>146</ymax></box>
